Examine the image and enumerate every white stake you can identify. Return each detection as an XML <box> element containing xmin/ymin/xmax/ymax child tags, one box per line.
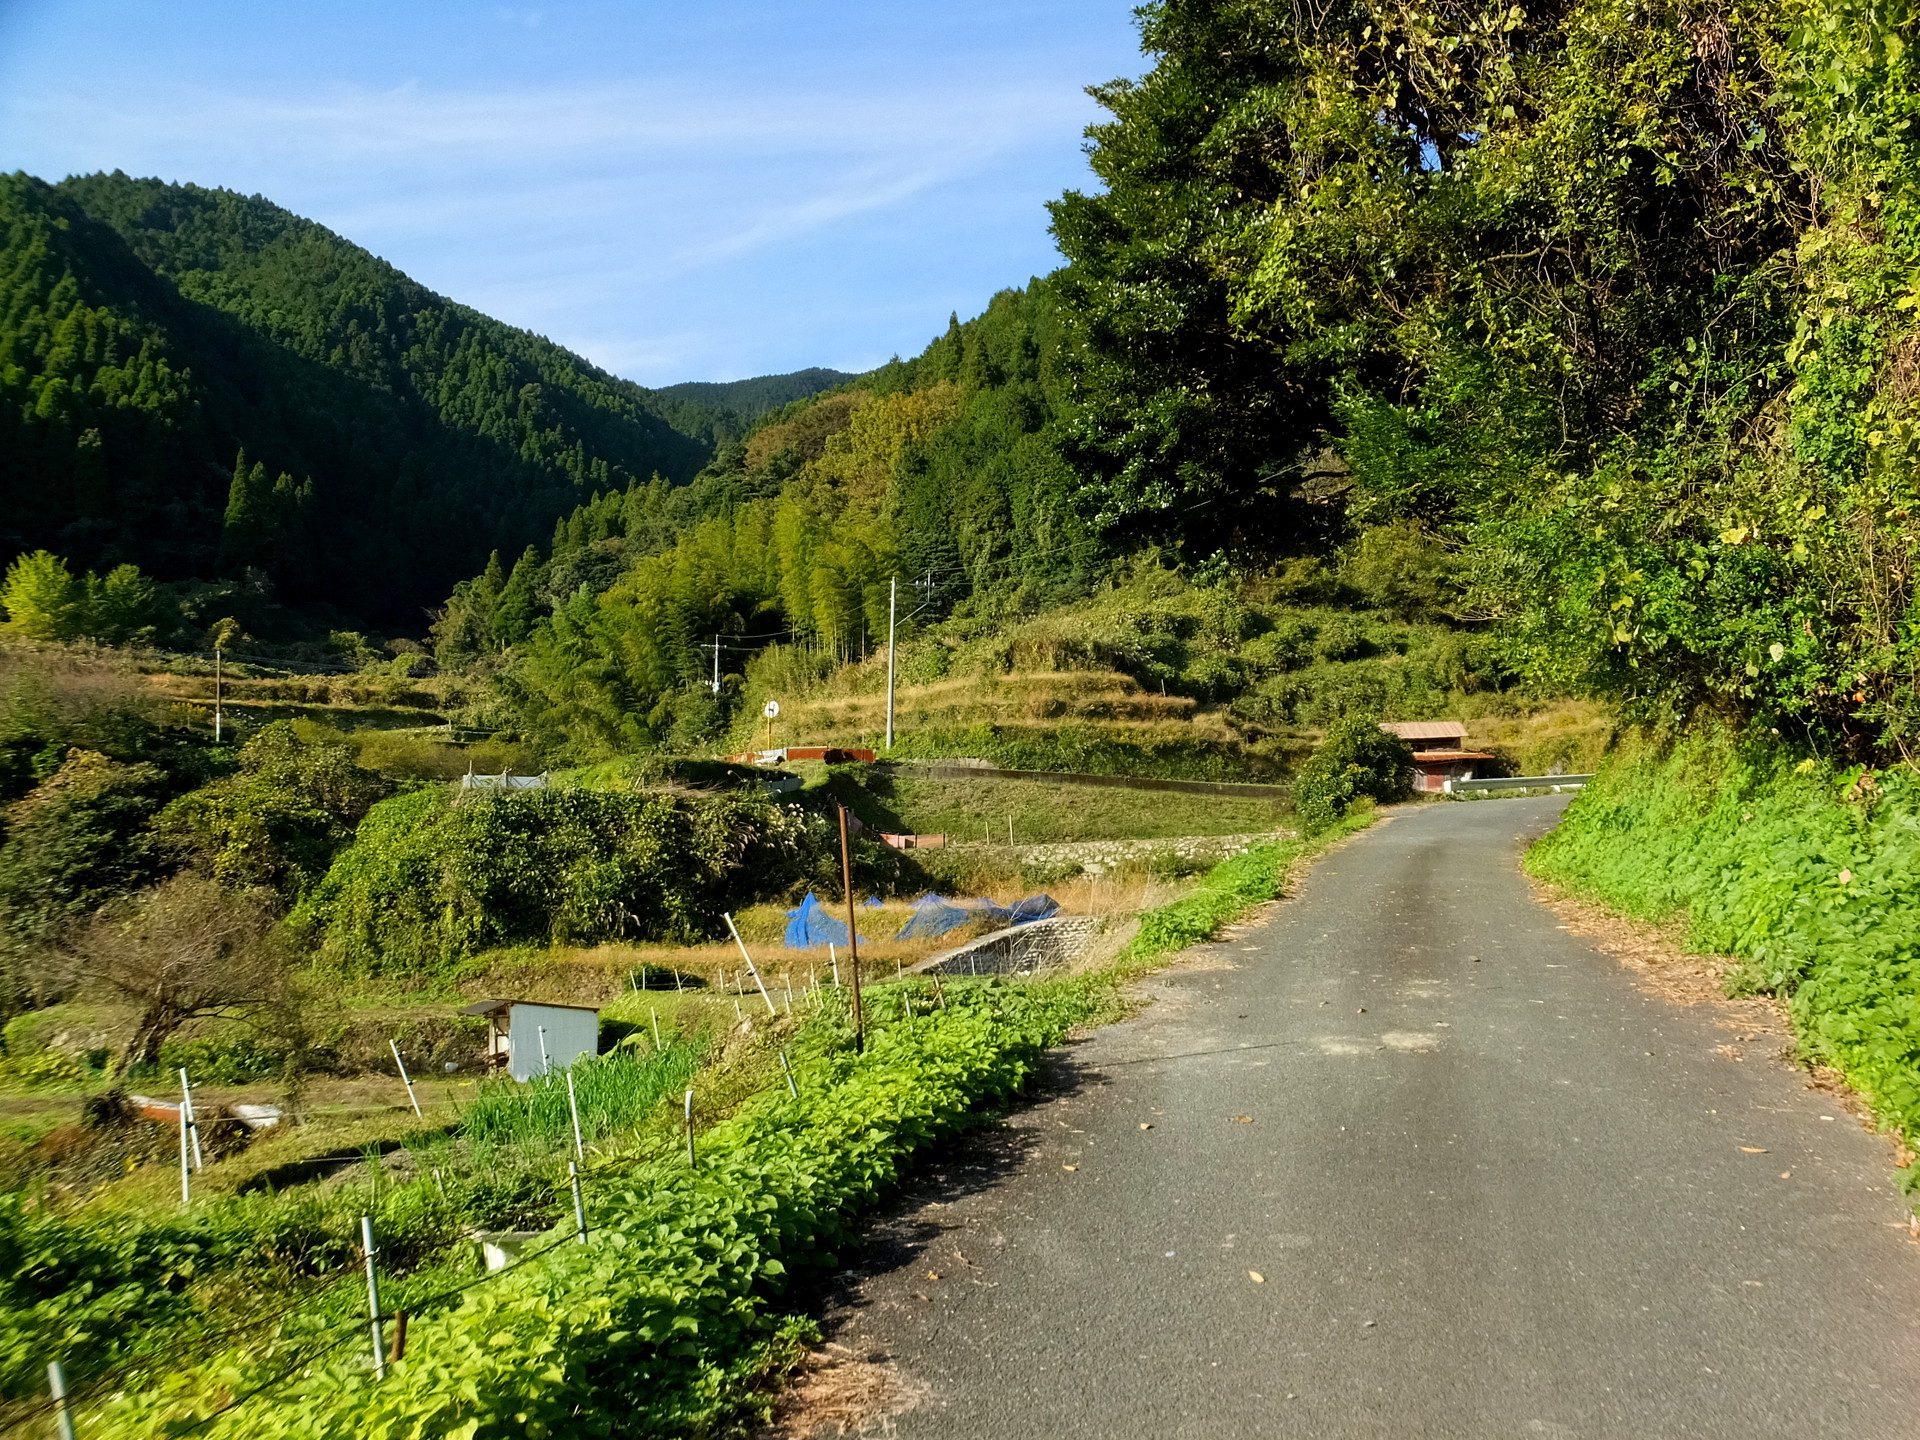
<box><xmin>569</xmin><ymin>1161</ymin><xmax>589</xmax><ymax>1243</ymax></box>
<box><xmin>565</xmin><ymin>1069</ymin><xmax>585</xmax><ymax>1162</ymax></box>
<box><xmin>362</xmin><ymin>1215</ymin><xmax>386</xmax><ymax>1380</ymax></box>
<box><xmin>651</xmin><ymin>1008</ymin><xmax>662</xmax><ymax>1049</ymax></box>
<box><xmin>390</xmin><ymin>1040</ymin><xmax>422</xmax><ymax>1118</ymax></box>
<box><xmin>829</xmin><ymin>944</ymin><xmax>841</xmax><ymax>988</ymax></box>
<box><xmin>684</xmin><ymin>1089</ymin><xmax>696</xmax><ymax>1165</ymax></box>
<box><xmin>178</xmin><ymin>1068</ymin><xmax>204</xmax><ymax>1170</ymax></box>
<box><xmin>537</xmin><ymin>1026</ymin><xmax>552</xmax><ymax>1074</ymax></box>
<box><xmin>723</xmin><ymin>912</ymin><xmax>779</xmax><ymax>1015</ymax></box>
<box><xmin>48</xmin><ymin>1361</ymin><xmax>75</xmax><ymax>1440</ymax></box>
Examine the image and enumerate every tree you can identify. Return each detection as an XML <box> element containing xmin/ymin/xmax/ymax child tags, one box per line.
<box><xmin>1291</xmin><ymin>717</ymin><xmax>1413</xmax><ymax>835</ymax></box>
<box><xmin>61</xmin><ymin>875</ymin><xmax>291</xmax><ymax>1077</ymax></box>
<box><xmin>0</xmin><ymin>552</ymin><xmax>82</xmax><ymax>641</ymax></box>
<box><xmin>490</xmin><ymin>546</ymin><xmax>543</xmax><ymax>647</ymax></box>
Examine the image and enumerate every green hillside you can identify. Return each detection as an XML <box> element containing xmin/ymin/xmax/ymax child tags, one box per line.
<box><xmin>648</xmin><ymin>367</ymin><xmax>854</xmax><ymax>446</ymax></box>
<box><xmin>2</xmin><ymin>172</ymin><xmax>716</xmax><ymax>623</ymax></box>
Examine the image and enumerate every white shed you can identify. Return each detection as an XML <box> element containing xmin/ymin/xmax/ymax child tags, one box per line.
<box><xmin>460</xmin><ymin>999</ymin><xmax>600</xmax><ymax>1081</ymax></box>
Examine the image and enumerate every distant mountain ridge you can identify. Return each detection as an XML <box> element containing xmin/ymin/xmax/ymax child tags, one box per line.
<box><xmin>0</xmin><ymin>171</ymin><xmax>842</xmax><ymax>625</ymax></box>
<box><xmin>649</xmin><ymin>368</ymin><xmax>853</xmax><ymax>444</ymax></box>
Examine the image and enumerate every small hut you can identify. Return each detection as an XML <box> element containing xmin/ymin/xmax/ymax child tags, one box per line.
<box><xmin>460</xmin><ymin>999</ymin><xmax>600</xmax><ymax>1081</ymax></box>
<box><xmin>1378</xmin><ymin>720</ymin><xmax>1498</xmax><ymax>794</ymax></box>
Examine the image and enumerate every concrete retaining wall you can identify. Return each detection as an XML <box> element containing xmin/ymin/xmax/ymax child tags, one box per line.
<box><xmin>910</xmin><ymin>915</ymin><xmax>1106</xmax><ymax>977</ymax></box>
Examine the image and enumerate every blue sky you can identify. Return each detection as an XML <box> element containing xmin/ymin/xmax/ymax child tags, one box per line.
<box><xmin>0</xmin><ymin>1</ymin><xmax>1144</xmax><ymax>386</ymax></box>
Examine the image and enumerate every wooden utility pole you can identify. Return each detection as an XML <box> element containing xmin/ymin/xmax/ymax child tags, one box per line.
<box><xmin>836</xmin><ymin>803</ymin><xmax>865</xmax><ymax>1052</ymax></box>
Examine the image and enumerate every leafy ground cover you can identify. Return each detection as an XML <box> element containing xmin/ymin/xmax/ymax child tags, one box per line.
<box><xmin>870</xmin><ymin>772</ymin><xmax>1285</xmax><ymax>844</ymax></box>
<box><xmin>1528</xmin><ymin>731</ymin><xmax>1920</xmax><ymax>1164</ymax></box>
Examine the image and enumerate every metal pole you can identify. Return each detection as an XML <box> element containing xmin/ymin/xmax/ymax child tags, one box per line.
<box><xmin>48</xmin><ymin>1361</ymin><xmax>76</xmax><ymax>1440</ymax></box>
<box><xmin>565</xmin><ymin>1070</ymin><xmax>585</xmax><ymax>1162</ymax></box>
<box><xmin>885</xmin><ymin>576</ymin><xmax>897</xmax><ymax>751</ymax></box>
<box><xmin>538</xmin><ymin>1026</ymin><xmax>551</xmax><ymax>1074</ymax></box>
<box><xmin>837</xmin><ymin>804</ymin><xmax>865</xmax><ymax>1052</ymax></box>
<box><xmin>684</xmin><ymin>1089</ymin><xmax>696</xmax><ymax>1166</ymax></box>
<box><xmin>213</xmin><ymin>646</ymin><xmax>222</xmax><ymax>744</ymax></box>
<box><xmin>711</xmin><ymin>634</ymin><xmax>721</xmax><ymax>694</ymax></box>
<box><xmin>780</xmin><ymin>1050</ymin><xmax>798</xmax><ymax>1098</ymax></box>
<box><xmin>723</xmin><ymin>913</ymin><xmax>778</xmax><ymax>1015</ymax></box>
<box><xmin>178</xmin><ymin>1068</ymin><xmax>203</xmax><ymax>1170</ymax></box>
<box><xmin>361</xmin><ymin>1215</ymin><xmax>386</xmax><ymax>1381</ymax></box>
<box><xmin>569</xmin><ymin>1162</ymin><xmax>589</xmax><ymax>1243</ymax></box>
<box><xmin>390</xmin><ymin>1040</ymin><xmax>422</xmax><ymax>1118</ymax></box>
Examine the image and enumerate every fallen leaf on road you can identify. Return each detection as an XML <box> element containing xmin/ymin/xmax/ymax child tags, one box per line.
<box><xmin>1140</xmin><ymin>1122</ymin><xmax>1154</xmax><ymax>1129</ymax></box>
<box><xmin>1062</xmin><ymin>1164</ymin><xmax>1078</xmax><ymax>1171</ymax></box>
<box><xmin>1249</xmin><ymin>1271</ymin><xmax>1265</xmax><ymax>1283</ymax></box>
<box><xmin>1780</xmin><ymin>1171</ymin><xmax>1791</xmax><ymax>1179</ymax></box>
<box><xmin>1740</xmin><ymin>1147</ymin><xmax>1769</xmax><ymax>1153</ymax></box>
<box><xmin>1231</xmin><ymin>1116</ymin><xmax>1253</xmax><ymax>1123</ymax></box>
<box><xmin>926</xmin><ymin>1272</ymin><xmax>941</xmax><ymax>1280</ymax></box>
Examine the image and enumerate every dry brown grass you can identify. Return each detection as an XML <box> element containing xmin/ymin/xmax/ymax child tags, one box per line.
<box><xmin>759</xmin><ymin>1344</ymin><xmax>930</xmax><ymax>1439</ymax></box>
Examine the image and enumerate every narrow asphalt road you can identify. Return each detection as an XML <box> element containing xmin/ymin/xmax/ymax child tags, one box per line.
<box><xmin>819</xmin><ymin>798</ymin><xmax>1920</xmax><ymax>1439</ymax></box>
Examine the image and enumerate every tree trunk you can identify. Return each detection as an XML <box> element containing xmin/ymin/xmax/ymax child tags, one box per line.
<box><xmin>115</xmin><ymin>1005</ymin><xmax>181</xmax><ymax>1078</ymax></box>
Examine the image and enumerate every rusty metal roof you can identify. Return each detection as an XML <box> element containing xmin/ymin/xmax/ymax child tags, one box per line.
<box><xmin>1378</xmin><ymin>720</ymin><xmax>1469</xmax><ymax>741</ymax></box>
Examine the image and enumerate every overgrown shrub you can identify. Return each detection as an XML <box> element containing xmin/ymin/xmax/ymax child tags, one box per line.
<box><xmin>292</xmin><ymin>786</ymin><xmax>839</xmax><ymax>977</ymax></box>
<box><xmin>1290</xmin><ymin>717</ymin><xmax>1412</xmax><ymax>834</ymax></box>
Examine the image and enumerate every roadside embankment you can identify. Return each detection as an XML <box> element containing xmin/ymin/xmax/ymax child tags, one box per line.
<box><xmin>1527</xmin><ymin>730</ymin><xmax>1920</xmax><ymax>1161</ymax></box>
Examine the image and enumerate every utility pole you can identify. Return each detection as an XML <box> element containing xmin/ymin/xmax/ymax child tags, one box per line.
<box><xmin>711</xmin><ymin>634</ymin><xmax>721</xmax><ymax>695</ymax></box>
<box><xmin>885</xmin><ymin>576</ymin><xmax>897</xmax><ymax>752</ymax></box>
<box><xmin>836</xmin><ymin>804</ymin><xmax>865</xmax><ymax>1052</ymax></box>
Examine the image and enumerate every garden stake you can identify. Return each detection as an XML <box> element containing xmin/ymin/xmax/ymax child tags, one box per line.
<box><xmin>565</xmin><ymin>1070</ymin><xmax>585</xmax><ymax>1162</ymax></box>
<box><xmin>569</xmin><ymin>1161</ymin><xmax>589</xmax><ymax>1243</ymax></box>
<box><xmin>178</xmin><ymin>1068</ymin><xmax>204</xmax><ymax>1170</ymax></box>
<box><xmin>930</xmin><ymin>972</ymin><xmax>947</xmax><ymax>1008</ymax></box>
<box><xmin>904</xmin><ymin>993</ymin><xmax>915</xmax><ymax>1032</ymax></box>
<box><xmin>785</xmin><ymin>973</ymin><xmax>794</xmax><ymax>1008</ymax></box>
<box><xmin>390</xmin><ymin>1040</ymin><xmax>422</xmax><ymax>1118</ymax></box>
<box><xmin>829</xmin><ymin>945</ymin><xmax>841</xmax><ymax>988</ymax></box>
<box><xmin>361</xmin><ymin>1215</ymin><xmax>386</xmax><ymax>1381</ymax></box>
<box><xmin>723</xmin><ymin>912</ymin><xmax>778</xmax><ymax>1015</ymax></box>
<box><xmin>780</xmin><ymin>1049</ymin><xmax>797</xmax><ymax>1097</ymax></box>
<box><xmin>651</xmin><ymin>1008</ymin><xmax>662</xmax><ymax>1049</ymax></box>
<box><xmin>684</xmin><ymin>1089</ymin><xmax>696</xmax><ymax>1165</ymax></box>
<box><xmin>733</xmin><ymin>995</ymin><xmax>743</xmax><ymax>1021</ymax></box>
<box><xmin>896</xmin><ymin>959</ymin><xmax>903</xmax><ymax>982</ymax></box>
<box><xmin>388</xmin><ymin>1311</ymin><xmax>409</xmax><ymax>1364</ymax></box>
<box><xmin>673</xmin><ymin>967</ymin><xmax>683</xmax><ymax>992</ymax></box>
<box><xmin>432</xmin><ymin>1168</ymin><xmax>446</xmax><ymax>1198</ymax></box>
<box><xmin>537</xmin><ymin>1026</ymin><xmax>552</xmax><ymax>1074</ymax></box>
<box><xmin>48</xmin><ymin>1360</ymin><xmax>75</xmax><ymax>1440</ymax></box>
<box><xmin>837</xmin><ymin>804</ymin><xmax>865</xmax><ymax>1052</ymax></box>
<box><xmin>177</xmin><ymin>1097</ymin><xmax>191</xmax><ymax>1206</ymax></box>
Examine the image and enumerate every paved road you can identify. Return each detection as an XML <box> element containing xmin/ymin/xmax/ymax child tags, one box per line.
<box><xmin>821</xmin><ymin>798</ymin><xmax>1920</xmax><ymax>1438</ymax></box>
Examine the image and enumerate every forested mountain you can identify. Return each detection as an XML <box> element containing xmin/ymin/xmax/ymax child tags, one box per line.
<box><xmin>430</xmin><ymin>281</ymin><xmax>1110</xmax><ymax>753</ymax></box>
<box><xmin>1</xmin><ymin>172</ymin><xmax>726</xmax><ymax>624</ymax></box>
<box><xmin>648</xmin><ymin>368</ymin><xmax>854</xmax><ymax>446</ymax></box>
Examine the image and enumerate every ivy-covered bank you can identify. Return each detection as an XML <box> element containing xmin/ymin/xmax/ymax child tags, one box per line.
<box><xmin>1528</xmin><ymin>733</ymin><xmax>1920</xmax><ymax>1153</ymax></box>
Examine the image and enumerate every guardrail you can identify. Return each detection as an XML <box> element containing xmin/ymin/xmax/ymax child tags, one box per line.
<box><xmin>1445</xmin><ymin>774</ymin><xmax>1594</xmax><ymax>795</ymax></box>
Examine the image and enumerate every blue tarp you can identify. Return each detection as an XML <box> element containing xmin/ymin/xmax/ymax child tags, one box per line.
<box><xmin>862</xmin><ymin>895</ymin><xmax>883</xmax><ymax>907</ymax></box>
<box><xmin>893</xmin><ymin>892</ymin><xmax>1060</xmax><ymax>941</ymax></box>
<box><xmin>782</xmin><ymin>892</ymin><xmax>851</xmax><ymax>949</ymax></box>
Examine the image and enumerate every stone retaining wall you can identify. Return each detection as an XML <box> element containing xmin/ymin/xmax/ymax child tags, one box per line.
<box><xmin>950</xmin><ymin>832</ymin><xmax>1288</xmax><ymax>877</ymax></box>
